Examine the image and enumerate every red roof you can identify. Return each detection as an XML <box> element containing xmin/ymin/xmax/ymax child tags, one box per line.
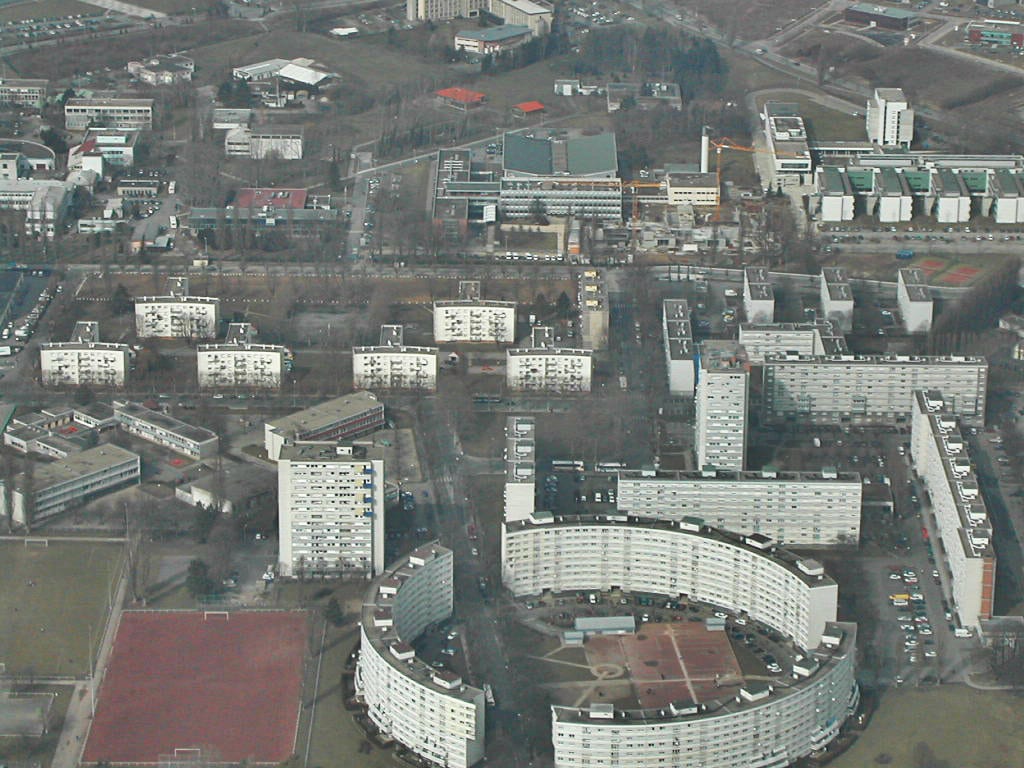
<box><xmin>436</xmin><ymin>87</ymin><xmax>486</xmax><ymax>104</ymax></box>
<box><xmin>515</xmin><ymin>100</ymin><xmax>545</xmax><ymax>113</ymax></box>
<box><xmin>234</xmin><ymin>188</ymin><xmax>308</xmax><ymax>210</ymax></box>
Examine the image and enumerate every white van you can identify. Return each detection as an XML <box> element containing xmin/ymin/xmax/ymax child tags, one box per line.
<box><xmin>954</xmin><ymin>627</ymin><xmax>973</xmax><ymax>638</ymax></box>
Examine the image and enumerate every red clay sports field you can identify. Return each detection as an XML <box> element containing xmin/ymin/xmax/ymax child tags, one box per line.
<box><xmin>83</xmin><ymin>611</ymin><xmax>308</xmax><ymax>765</ymax></box>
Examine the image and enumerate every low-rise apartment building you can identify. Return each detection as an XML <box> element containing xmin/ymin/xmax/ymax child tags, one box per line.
<box><xmin>662</xmin><ymin>299</ymin><xmax>694</xmax><ymax>396</ymax></box>
<box><xmin>616</xmin><ymin>467</ymin><xmax>862</xmax><ymax>546</ymax></box>
<box><xmin>910</xmin><ymin>390</ymin><xmax>995</xmax><ymax>631</ymax></box>
<box><xmin>197</xmin><ymin>322</ymin><xmax>289</xmax><ymax>389</ymax></box>
<box><xmin>820</xmin><ymin>267</ymin><xmax>854</xmax><ymax>332</ymax></box>
<box><xmin>578</xmin><ymin>269</ymin><xmax>608</xmax><ymax>350</ymax></box>
<box><xmin>695</xmin><ymin>341</ymin><xmax>749</xmax><ymax>471</ymax></box>
<box><xmin>434</xmin><ymin>281</ymin><xmax>516</xmax><ymax>343</ymax></box>
<box><xmin>113</xmin><ymin>401</ymin><xmax>219</xmax><ymax>460</ymax></box>
<box><xmin>897</xmin><ymin>267</ymin><xmax>933</xmax><ymax>333</ymax></box>
<box><xmin>127</xmin><ymin>54</ymin><xmax>194</xmax><ymax>85</ymax></box>
<box><xmin>265</xmin><ymin>392</ymin><xmax>385</xmax><ymax>460</ymax></box>
<box><xmin>0</xmin><ymin>77</ymin><xmax>47</xmax><ymax>108</ymax></box>
<box><xmin>353</xmin><ymin>325</ymin><xmax>438</xmax><ymax>391</ymax></box>
<box><xmin>738</xmin><ymin>321</ymin><xmax>847</xmax><ymax>364</ymax></box>
<box><xmin>762</xmin><ymin>354</ymin><xmax>988</xmax><ymax>425</ymax></box>
<box><xmin>356</xmin><ymin>544</ymin><xmax>485</xmax><ymax>768</ymax></box>
<box><xmin>743</xmin><ymin>266</ymin><xmax>775</xmax><ymax>323</ymax></box>
<box><xmin>504</xmin><ymin>416</ymin><xmax>535</xmax><ymax>523</ymax></box>
<box><xmin>506</xmin><ymin>326</ymin><xmax>592</xmax><ymax>393</ymax></box>
<box><xmin>135</xmin><ymin>288</ymin><xmax>220</xmax><ymax>339</ymax></box>
<box><xmin>278</xmin><ymin>442</ymin><xmax>385</xmax><ymax>577</ymax></box>
<box><xmin>40</xmin><ymin>321</ymin><xmax>131</xmax><ymax>388</ymax></box>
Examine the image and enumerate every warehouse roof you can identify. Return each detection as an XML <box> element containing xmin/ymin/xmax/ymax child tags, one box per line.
<box><xmin>456</xmin><ymin>24</ymin><xmax>530</xmax><ymax>41</ymax></box>
<box><xmin>503</xmin><ymin>132</ymin><xmax>617</xmax><ymax>177</ymax></box>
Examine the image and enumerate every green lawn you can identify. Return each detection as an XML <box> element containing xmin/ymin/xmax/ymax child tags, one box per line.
<box><xmin>0</xmin><ymin>540</ymin><xmax>123</xmax><ymax>677</ymax></box>
<box><xmin>834</xmin><ymin>686</ymin><xmax>1024</xmax><ymax>768</ymax></box>
<box><xmin>755</xmin><ymin>92</ymin><xmax>865</xmax><ymax>142</ymax></box>
<box><xmin>0</xmin><ymin>0</ymin><xmax>97</xmax><ymax>23</ymax></box>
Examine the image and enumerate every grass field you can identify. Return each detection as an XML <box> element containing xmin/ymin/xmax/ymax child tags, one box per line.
<box><xmin>127</xmin><ymin>0</ymin><xmax>202</xmax><ymax>14</ymax></box>
<box><xmin>834</xmin><ymin>687</ymin><xmax>1024</xmax><ymax>768</ymax></box>
<box><xmin>0</xmin><ymin>539</ymin><xmax>123</xmax><ymax>677</ymax></box>
<box><xmin>0</xmin><ymin>0</ymin><xmax>96</xmax><ymax>23</ymax></box>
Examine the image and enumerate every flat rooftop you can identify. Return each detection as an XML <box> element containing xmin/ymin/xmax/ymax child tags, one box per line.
<box><xmin>66</xmin><ymin>98</ymin><xmax>153</xmax><ymax>108</ymax></box>
<box><xmin>19</xmin><ymin>444</ymin><xmax>138</xmax><ymax>491</ymax></box>
<box><xmin>278</xmin><ymin>441</ymin><xmax>383</xmax><ymax>462</ymax></box>
<box><xmin>619</xmin><ymin>467</ymin><xmax>860</xmax><ymax>483</ymax></box>
<box><xmin>114</xmin><ymin>402</ymin><xmax>218</xmax><ymax>445</ymax></box>
<box><xmin>267</xmin><ymin>392</ymin><xmax>382</xmax><ymax>436</ymax></box>
<box><xmin>699</xmin><ymin>341</ymin><xmax>748</xmax><ymax>371</ymax></box>
<box><xmin>763</xmin><ymin>353</ymin><xmax>985</xmax><ymax>365</ymax></box>
<box><xmin>822</xmin><ymin>267</ymin><xmax>853</xmax><ymax>301</ymax></box>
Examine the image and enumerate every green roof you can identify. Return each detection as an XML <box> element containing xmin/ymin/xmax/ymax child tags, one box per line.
<box><xmin>846</xmin><ymin>169</ymin><xmax>875</xmax><ymax>193</ymax></box>
<box><xmin>455</xmin><ymin>24</ymin><xmax>530</xmax><ymax>42</ymax></box>
<box><xmin>902</xmin><ymin>170</ymin><xmax>931</xmax><ymax>193</ymax></box>
<box><xmin>503</xmin><ymin>132</ymin><xmax>618</xmax><ymax>177</ymax></box>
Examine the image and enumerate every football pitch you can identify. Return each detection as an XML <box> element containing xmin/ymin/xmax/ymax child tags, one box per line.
<box><xmin>0</xmin><ymin>539</ymin><xmax>124</xmax><ymax>678</ymax></box>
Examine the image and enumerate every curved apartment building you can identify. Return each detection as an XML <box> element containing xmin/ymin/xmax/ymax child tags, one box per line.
<box><xmin>356</xmin><ymin>544</ymin><xmax>485</xmax><ymax>768</ymax></box>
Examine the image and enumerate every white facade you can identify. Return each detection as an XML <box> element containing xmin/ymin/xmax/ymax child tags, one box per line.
<box><xmin>353</xmin><ymin>328</ymin><xmax>438</xmax><ymax>391</ymax></box>
<box><xmin>578</xmin><ymin>269</ymin><xmax>608</xmax><ymax>351</ymax></box>
<box><xmin>663</xmin><ymin>299</ymin><xmax>694</xmax><ymax>396</ymax></box>
<box><xmin>113</xmin><ymin>401</ymin><xmax>219</xmax><ymax>460</ymax></box>
<box><xmin>65</xmin><ymin>98</ymin><xmax>153</xmax><ymax>131</ymax></box>
<box><xmin>265</xmin><ymin>393</ymin><xmax>385</xmax><ymax>461</ymax></box>
<box><xmin>40</xmin><ymin>343</ymin><xmax>129</xmax><ymax>388</ymax></box>
<box><xmin>738</xmin><ymin>322</ymin><xmax>848</xmax><ymax>365</ymax></box>
<box><xmin>897</xmin><ymin>267</ymin><xmax>933</xmax><ymax>333</ymax></box>
<box><xmin>695</xmin><ymin>342</ymin><xmax>749</xmax><ymax>471</ymax></box>
<box><xmin>434</xmin><ymin>301</ymin><xmax>516</xmax><ymax>343</ymax></box>
<box><xmin>501</xmin><ymin>519</ymin><xmax>839</xmax><ymax>649</ymax></box>
<box><xmin>552</xmin><ymin>622</ymin><xmax>857</xmax><ymax>768</ymax></box>
<box><xmin>356</xmin><ymin>544</ymin><xmax>485</xmax><ymax>768</ymax></box>
<box><xmin>197</xmin><ymin>343</ymin><xmax>287</xmax><ymax>388</ymax></box>
<box><xmin>278</xmin><ymin>443</ymin><xmax>385</xmax><ymax>577</ymax></box>
<box><xmin>742</xmin><ymin>267</ymin><xmax>774</xmax><ymax>324</ymax></box>
<box><xmin>910</xmin><ymin>391</ymin><xmax>995</xmax><ymax>631</ymax></box>
<box><xmin>820</xmin><ymin>267</ymin><xmax>854</xmax><ymax>332</ymax></box>
<box><xmin>504</xmin><ymin>416</ymin><xmax>535</xmax><ymax>523</ymax></box>
<box><xmin>762</xmin><ymin>102</ymin><xmax>812</xmax><ymax>179</ymax></box>
<box><xmin>506</xmin><ymin>347</ymin><xmax>592</xmax><ymax>393</ymax></box>
<box><xmin>0</xmin><ymin>179</ymin><xmax>73</xmax><ymax>238</ymax></box>
<box><xmin>866</xmin><ymin>88</ymin><xmax>914</xmax><ymax>148</ymax></box>
<box><xmin>135</xmin><ymin>296</ymin><xmax>220</xmax><ymax>339</ymax></box>
<box><xmin>616</xmin><ymin>468</ymin><xmax>862</xmax><ymax>546</ymax></box>
<box><xmin>762</xmin><ymin>354</ymin><xmax>988</xmax><ymax>425</ymax></box>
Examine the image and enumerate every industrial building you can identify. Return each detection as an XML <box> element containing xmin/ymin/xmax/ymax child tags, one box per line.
<box><xmin>453</xmin><ymin>24</ymin><xmax>532</xmax><ymax>53</ymax></box>
<box><xmin>897</xmin><ymin>267</ymin><xmax>933</xmax><ymax>333</ymax></box>
<box><xmin>742</xmin><ymin>266</ymin><xmax>775</xmax><ymax>323</ymax></box>
<box><xmin>820</xmin><ymin>267</ymin><xmax>854</xmax><ymax>332</ymax></box>
<box><xmin>577</xmin><ymin>269</ymin><xmax>608</xmax><ymax>350</ymax></box>
<box><xmin>504</xmin><ymin>416</ymin><xmax>535</xmax><ymax>523</ymax></box>
<box><xmin>225</xmin><ymin>125</ymin><xmax>304</xmax><ymax>160</ymax></box>
<box><xmin>278</xmin><ymin>442</ymin><xmax>385</xmax><ymax>577</ymax></box>
<box><xmin>738</xmin><ymin>321</ymin><xmax>848</xmax><ymax>364</ymax></box>
<box><xmin>910</xmin><ymin>391</ymin><xmax>995</xmax><ymax>632</ymax></box>
<box><xmin>135</xmin><ymin>279</ymin><xmax>220</xmax><ymax>339</ymax></box>
<box><xmin>197</xmin><ymin>322</ymin><xmax>290</xmax><ymax>389</ymax></box>
<box><xmin>64</xmin><ymin>98</ymin><xmax>154</xmax><ymax>131</ymax></box>
<box><xmin>506</xmin><ymin>326</ymin><xmax>592</xmax><ymax>393</ymax></box>
<box><xmin>433</xmin><ymin>280</ymin><xmax>516</xmax><ymax>343</ymax></box>
<box><xmin>353</xmin><ymin>325</ymin><xmax>438</xmax><ymax>391</ymax></box>
<box><xmin>489</xmin><ymin>0</ymin><xmax>552</xmax><ymax>35</ymax></box>
<box><xmin>843</xmin><ymin>3</ymin><xmax>916</xmax><ymax>30</ymax></box>
<box><xmin>356</xmin><ymin>544</ymin><xmax>486</xmax><ymax>768</ymax></box>
<box><xmin>0</xmin><ymin>444</ymin><xmax>140</xmax><ymax>527</ymax></box>
<box><xmin>695</xmin><ymin>341</ymin><xmax>750</xmax><ymax>471</ymax></box>
<box><xmin>265</xmin><ymin>392</ymin><xmax>385</xmax><ymax>460</ymax></box>
<box><xmin>616</xmin><ymin>466</ymin><xmax>863</xmax><ymax>546</ymax></box>
<box><xmin>866</xmin><ymin>87</ymin><xmax>914</xmax><ymax>148</ymax></box>
<box><xmin>761</xmin><ymin>354</ymin><xmax>988</xmax><ymax>425</ymax></box>
<box><xmin>40</xmin><ymin>321</ymin><xmax>131</xmax><ymax>388</ymax></box>
<box><xmin>113</xmin><ymin>401</ymin><xmax>219</xmax><ymax>460</ymax></box>
<box><xmin>665</xmin><ymin>171</ymin><xmax>719</xmax><ymax>207</ymax></box>
<box><xmin>762</xmin><ymin>102</ymin><xmax>812</xmax><ymax>181</ymax></box>
<box><xmin>662</xmin><ymin>299</ymin><xmax>694</xmax><ymax>396</ymax></box>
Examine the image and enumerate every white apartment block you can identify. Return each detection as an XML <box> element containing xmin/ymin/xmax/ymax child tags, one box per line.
<box><xmin>113</xmin><ymin>400</ymin><xmax>219</xmax><ymax>460</ymax></box>
<box><xmin>897</xmin><ymin>267</ymin><xmax>933</xmax><ymax>333</ymax></box>
<box><xmin>866</xmin><ymin>87</ymin><xmax>914</xmax><ymax>148</ymax></box>
<box><xmin>135</xmin><ymin>296</ymin><xmax>220</xmax><ymax>339</ymax></box>
<box><xmin>41</xmin><ymin>331</ymin><xmax>130</xmax><ymax>388</ymax></box>
<box><xmin>910</xmin><ymin>391</ymin><xmax>995</xmax><ymax>631</ymax></box>
<box><xmin>278</xmin><ymin>443</ymin><xmax>385</xmax><ymax>577</ymax></box>
<box><xmin>434</xmin><ymin>281</ymin><xmax>515</xmax><ymax>343</ymax></box>
<box><xmin>197</xmin><ymin>343</ymin><xmax>287</xmax><ymax>389</ymax></box>
<box><xmin>65</xmin><ymin>98</ymin><xmax>154</xmax><ymax>131</ymax></box>
<box><xmin>506</xmin><ymin>327</ymin><xmax>592</xmax><ymax>393</ymax></box>
<box><xmin>501</xmin><ymin>518</ymin><xmax>839</xmax><ymax>649</ymax></box>
<box><xmin>353</xmin><ymin>325</ymin><xmax>438</xmax><ymax>391</ymax></box>
<box><xmin>742</xmin><ymin>266</ymin><xmax>775</xmax><ymax>323</ymax></box>
<box><xmin>1</xmin><ymin>444</ymin><xmax>140</xmax><ymax>527</ymax></box>
<box><xmin>762</xmin><ymin>354</ymin><xmax>988</xmax><ymax>425</ymax></box>
<box><xmin>695</xmin><ymin>341</ymin><xmax>749</xmax><ymax>471</ymax></box>
<box><xmin>356</xmin><ymin>544</ymin><xmax>485</xmax><ymax>768</ymax></box>
<box><xmin>578</xmin><ymin>269</ymin><xmax>608</xmax><ymax>351</ymax></box>
<box><xmin>738</xmin><ymin>321</ymin><xmax>848</xmax><ymax>365</ymax></box>
<box><xmin>0</xmin><ymin>179</ymin><xmax>73</xmax><ymax>238</ymax></box>
<box><xmin>663</xmin><ymin>299</ymin><xmax>694</xmax><ymax>396</ymax></box>
<box><xmin>504</xmin><ymin>416</ymin><xmax>535</xmax><ymax>523</ymax></box>
<box><xmin>552</xmin><ymin>622</ymin><xmax>857</xmax><ymax>768</ymax></box>
<box><xmin>820</xmin><ymin>267</ymin><xmax>854</xmax><ymax>332</ymax></box>
<box><xmin>616</xmin><ymin>467</ymin><xmax>862</xmax><ymax>546</ymax></box>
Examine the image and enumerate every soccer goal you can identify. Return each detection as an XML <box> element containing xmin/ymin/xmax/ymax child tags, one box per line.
<box><xmin>203</xmin><ymin>611</ymin><xmax>229</xmax><ymax>622</ymax></box>
<box><xmin>159</xmin><ymin>747</ymin><xmax>205</xmax><ymax>768</ymax></box>
<box><xmin>23</xmin><ymin>538</ymin><xmax>49</xmax><ymax>548</ymax></box>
